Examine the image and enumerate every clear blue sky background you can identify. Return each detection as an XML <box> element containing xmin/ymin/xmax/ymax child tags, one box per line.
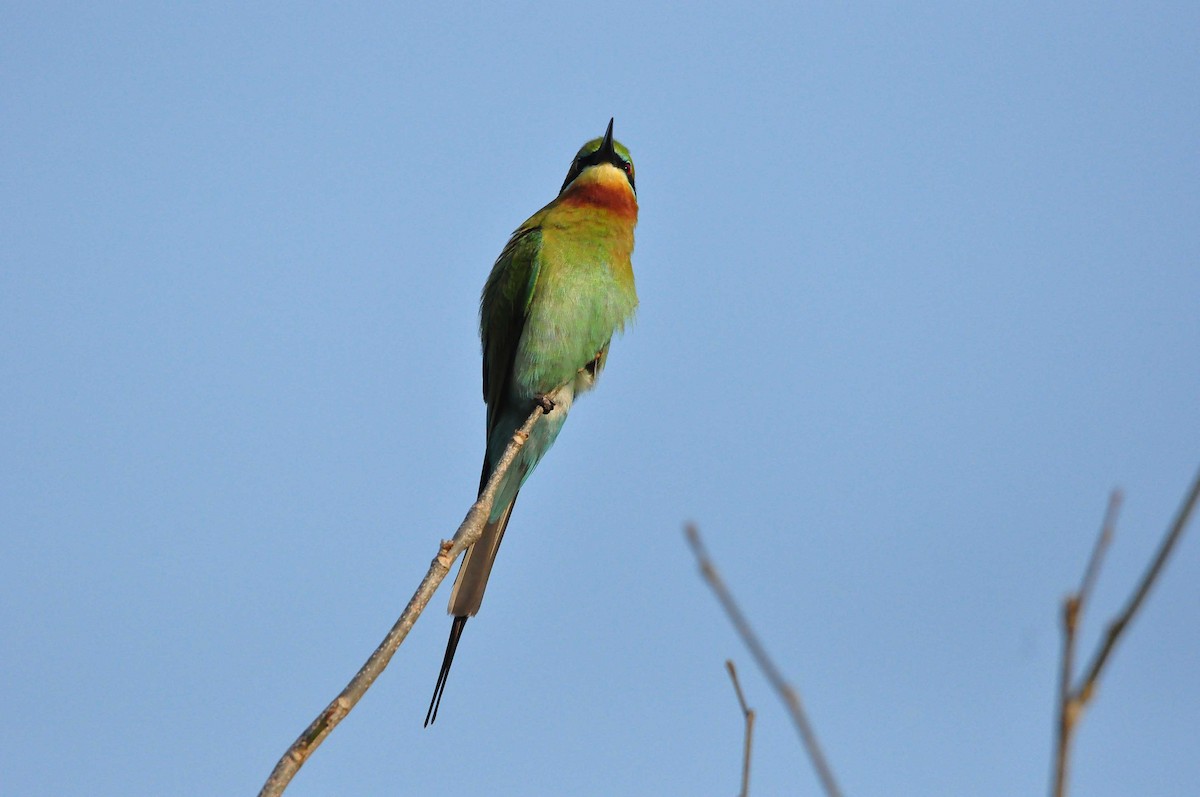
<box><xmin>3</xmin><ymin>4</ymin><xmax>1197</xmax><ymax>796</ymax></box>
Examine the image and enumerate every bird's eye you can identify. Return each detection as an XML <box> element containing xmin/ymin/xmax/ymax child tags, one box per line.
<box><xmin>622</xmin><ymin>162</ymin><xmax>633</xmax><ymax>175</ymax></box>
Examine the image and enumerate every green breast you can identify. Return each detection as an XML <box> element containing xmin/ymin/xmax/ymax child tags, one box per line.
<box><xmin>512</xmin><ymin>209</ymin><xmax>637</xmax><ymax>397</ymax></box>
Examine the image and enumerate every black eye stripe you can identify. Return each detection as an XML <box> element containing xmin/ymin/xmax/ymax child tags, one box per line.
<box><xmin>578</xmin><ymin>149</ymin><xmax>628</xmax><ymax>171</ymax></box>
<box><xmin>560</xmin><ymin>148</ymin><xmax>636</xmax><ymax>194</ymax></box>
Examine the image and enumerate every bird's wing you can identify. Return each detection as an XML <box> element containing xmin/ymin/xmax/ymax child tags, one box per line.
<box><xmin>480</xmin><ymin>224</ymin><xmax>543</xmax><ymax>446</ymax></box>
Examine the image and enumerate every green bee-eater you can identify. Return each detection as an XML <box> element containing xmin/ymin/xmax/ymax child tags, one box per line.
<box><xmin>426</xmin><ymin>119</ymin><xmax>638</xmax><ymax>725</ymax></box>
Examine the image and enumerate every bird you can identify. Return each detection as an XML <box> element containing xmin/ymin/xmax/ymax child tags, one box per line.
<box><xmin>425</xmin><ymin>119</ymin><xmax>638</xmax><ymax>725</ymax></box>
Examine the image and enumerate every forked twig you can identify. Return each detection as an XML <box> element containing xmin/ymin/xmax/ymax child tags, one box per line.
<box><xmin>726</xmin><ymin>660</ymin><xmax>755</xmax><ymax>797</ymax></box>
<box><xmin>258</xmin><ymin>389</ymin><xmax>562</xmax><ymax>797</ymax></box>
<box><xmin>686</xmin><ymin>525</ymin><xmax>844</xmax><ymax>797</ymax></box>
<box><xmin>1053</xmin><ymin>490</ymin><xmax>1121</xmax><ymax>797</ymax></box>
<box><xmin>1052</xmin><ymin>468</ymin><xmax>1200</xmax><ymax>797</ymax></box>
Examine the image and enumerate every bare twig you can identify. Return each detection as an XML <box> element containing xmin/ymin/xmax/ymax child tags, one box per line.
<box><xmin>258</xmin><ymin>389</ymin><xmax>562</xmax><ymax>797</ymax></box>
<box><xmin>1078</xmin><ymin>471</ymin><xmax>1200</xmax><ymax>693</ymax></box>
<box><xmin>686</xmin><ymin>525</ymin><xmax>844</xmax><ymax>797</ymax></box>
<box><xmin>1053</xmin><ymin>490</ymin><xmax>1121</xmax><ymax>797</ymax></box>
<box><xmin>726</xmin><ymin>660</ymin><xmax>755</xmax><ymax>797</ymax></box>
<box><xmin>1052</xmin><ymin>467</ymin><xmax>1200</xmax><ymax>797</ymax></box>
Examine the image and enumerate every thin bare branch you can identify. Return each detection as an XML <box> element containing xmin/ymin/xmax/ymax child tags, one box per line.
<box><xmin>258</xmin><ymin>389</ymin><xmax>562</xmax><ymax>797</ymax></box>
<box><xmin>1052</xmin><ymin>490</ymin><xmax>1122</xmax><ymax>797</ymax></box>
<box><xmin>687</xmin><ymin>525</ymin><xmax>843</xmax><ymax>797</ymax></box>
<box><xmin>1077</xmin><ymin>492</ymin><xmax>1122</xmax><ymax>610</ymax></box>
<box><xmin>1078</xmin><ymin>470</ymin><xmax>1200</xmax><ymax>694</ymax></box>
<box><xmin>726</xmin><ymin>660</ymin><xmax>754</xmax><ymax>797</ymax></box>
<box><xmin>1052</xmin><ymin>466</ymin><xmax>1200</xmax><ymax>797</ymax></box>
<box><xmin>1052</xmin><ymin>599</ymin><xmax>1075</xmax><ymax>797</ymax></box>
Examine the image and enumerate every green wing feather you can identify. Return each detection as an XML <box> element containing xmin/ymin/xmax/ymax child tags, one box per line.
<box><xmin>480</xmin><ymin>224</ymin><xmax>543</xmax><ymax>442</ymax></box>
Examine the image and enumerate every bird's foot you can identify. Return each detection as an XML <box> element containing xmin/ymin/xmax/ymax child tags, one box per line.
<box><xmin>534</xmin><ymin>393</ymin><xmax>556</xmax><ymax>414</ymax></box>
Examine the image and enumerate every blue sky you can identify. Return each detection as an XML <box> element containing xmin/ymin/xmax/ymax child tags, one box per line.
<box><xmin>3</xmin><ymin>4</ymin><xmax>1198</xmax><ymax>795</ymax></box>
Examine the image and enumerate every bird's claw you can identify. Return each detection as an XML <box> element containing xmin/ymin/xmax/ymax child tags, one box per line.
<box><xmin>535</xmin><ymin>394</ymin><xmax>556</xmax><ymax>414</ymax></box>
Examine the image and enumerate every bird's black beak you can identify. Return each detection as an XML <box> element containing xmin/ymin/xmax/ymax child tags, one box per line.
<box><xmin>598</xmin><ymin>118</ymin><xmax>617</xmax><ymax>163</ymax></box>
<box><xmin>559</xmin><ymin>118</ymin><xmax>625</xmax><ymax>195</ymax></box>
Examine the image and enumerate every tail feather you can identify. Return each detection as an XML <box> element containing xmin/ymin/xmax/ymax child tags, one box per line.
<box><xmin>424</xmin><ymin>484</ymin><xmax>519</xmax><ymax>725</ymax></box>
<box><xmin>425</xmin><ymin>615</ymin><xmax>467</xmax><ymax>726</ymax></box>
<box><xmin>448</xmin><ymin>498</ymin><xmax>517</xmax><ymax>617</ymax></box>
